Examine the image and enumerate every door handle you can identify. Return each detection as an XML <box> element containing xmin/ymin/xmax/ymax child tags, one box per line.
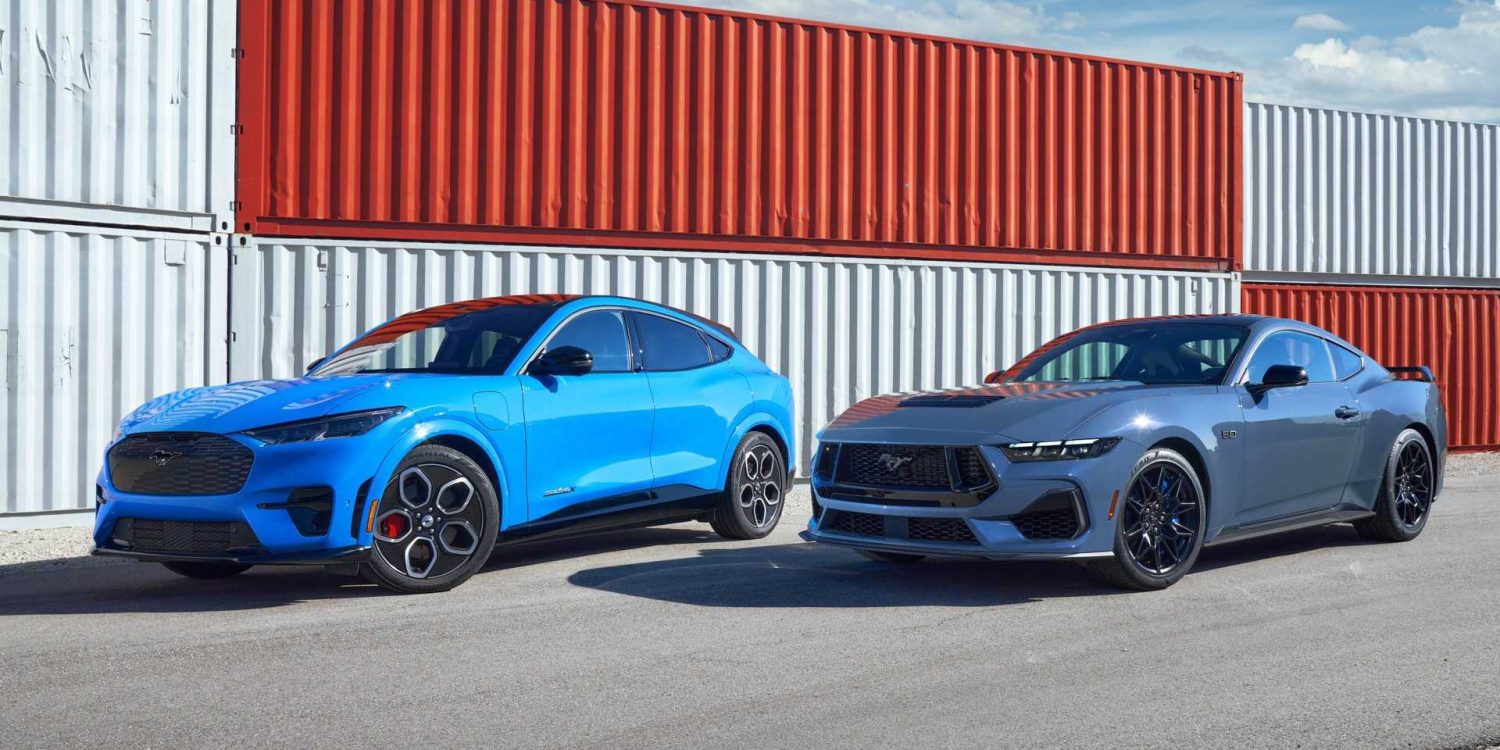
<box><xmin>1334</xmin><ymin>405</ymin><xmax>1360</xmax><ymax>420</ymax></box>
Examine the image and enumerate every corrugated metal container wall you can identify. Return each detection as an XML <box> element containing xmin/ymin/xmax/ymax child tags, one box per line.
<box><xmin>0</xmin><ymin>221</ymin><xmax>229</xmax><ymax>517</ymax></box>
<box><xmin>0</xmin><ymin>0</ymin><xmax>238</xmax><ymax>232</ymax></box>
<box><xmin>231</xmin><ymin>238</ymin><xmax>1238</xmax><ymax>469</ymax></box>
<box><xmin>1245</xmin><ymin>102</ymin><xmax>1499</xmax><ymax>285</ymax></box>
<box><xmin>1243</xmin><ymin>283</ymin><xmax>1500</xmax><ymax>451</ymax></box>
<box><xmin>235</xmin><ymin>0</ymin><xmax>1242</xmax><ymax>271</ymax></box>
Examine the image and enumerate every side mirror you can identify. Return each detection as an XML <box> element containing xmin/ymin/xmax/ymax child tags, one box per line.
<box><xmin>1250</xmin><ymin>364</ymin><xmax>1308</xmax><ymax>393</ymax></box>
<box><xmin>530</xmin><ymin>345</ymin><xmax>594</xmax><ymax>377</ymax></box>
<box><xmin>305</xmin><ymin>356</ymin><xmax>326</xmax><ymax>374</ymax></box>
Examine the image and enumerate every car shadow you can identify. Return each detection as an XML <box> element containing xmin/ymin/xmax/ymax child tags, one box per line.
<box><xmin>567</xmin><ymin>543</ymin><xmax>1121</xmax><ymax>608</ymax></box>
<box><xmin>1192</xmin><ymin>522</ymin><xmax>1380</xmax><ymax>572</ymax></box>
<box><xmin>0</xmin><ymin>526</ymin><xmax>720</xmax><ymax>616</ymax></box>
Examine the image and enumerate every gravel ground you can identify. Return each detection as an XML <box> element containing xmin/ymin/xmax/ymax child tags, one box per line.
<box><xmin>2</xmin><ymin>453</ymin><xmax>1494</xmax><ymax>571</ymax></box>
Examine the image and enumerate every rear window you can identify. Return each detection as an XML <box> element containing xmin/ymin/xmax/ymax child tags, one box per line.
<box><xmin>635</xmin><ymin>313</ymin><xmax>712</xmax><ymax>371</ymax></box>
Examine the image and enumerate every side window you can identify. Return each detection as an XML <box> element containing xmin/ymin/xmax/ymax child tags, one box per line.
<box><xmin>635</xmin><ymin>313</ymin><xmax>712</xmax><ymax>371</ymax></box>
<box><xmin>546</xmin><ymin>310</ymin><xmax>633</xmax><ymax>372</ymax></box>
<box><xmin>705</xmin><ymin>336</ymin><xmax>734</xmax><ymax>363</ymax></box>
<box><xmin>1330</xmin><ymin>342</ymin><xmax>1363</xmax><ymax>380</ymax></box>
<box><xmin>1244</xmin><ymin>331</ymin><xmax>1336</xmax><ymax>384</ymax></box>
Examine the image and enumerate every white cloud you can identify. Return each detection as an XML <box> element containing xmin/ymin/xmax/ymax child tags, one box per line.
<box><xmin>1261</xmin><ymin>1</ymin><xmax>1500</xmax><ymax>121</ymax></box>
<box><xmin>1292</xmin><ymin>13</ymin><xmax>1352</xmax><ymax>32</ymax></box>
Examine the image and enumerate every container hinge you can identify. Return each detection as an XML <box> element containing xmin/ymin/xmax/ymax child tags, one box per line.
<box><xmin>231</xmin><ymin>47</ymin><xmax>245</xmax><ymax>59</ymax></box>
<box><xmin>230</xmin><ymin>124</ymin><xmax>244</xmax><ymax>135</ymax></box>
<box><xmin>229</xmin><ymin>200</ymin><xmax>243</xmax><ymax>211</ymax></box>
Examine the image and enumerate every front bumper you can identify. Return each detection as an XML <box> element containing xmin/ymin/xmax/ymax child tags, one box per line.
<box><xmin>93</xmin><ymin>431</ymin><xmax>389</xmax><ymax>563</ymax></box>
<box><xmin>804</xmin><ymin>442</ymin><xmax>1140</xmax><ymax>560</ymax></box>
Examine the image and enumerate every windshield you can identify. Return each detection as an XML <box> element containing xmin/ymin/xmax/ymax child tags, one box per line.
<box><xmin>312</xmin><ymin>299</ymin><xmax>563</xmax><ymax>376</ymax></box>
<box><xmin>1005</xmin><ymin>323</ymin><xmax>1249</xmax><ymax>385</ymax></box>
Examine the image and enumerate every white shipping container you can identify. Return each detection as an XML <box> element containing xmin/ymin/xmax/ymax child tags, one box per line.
<box><xmin>231</xmin><ymin>238</ymin><xmax>1239</xmax><ymax>471</ymax></box>
<box><xmin>0</xmin><ymin>220</ymin><xmax>228</xmax><ymax>520</ymax></box>
<box><xmin>1245</xmin><ymin>101</ymin><xmax>1499</xmax><ymax>286</ymax></box>
<box><xmin>0</xmin><ymin>0</ymin><xmax>236</xmax><ymax>232</ymax></box>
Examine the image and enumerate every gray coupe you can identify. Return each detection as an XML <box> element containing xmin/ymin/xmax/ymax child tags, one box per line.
<box><xmin>802</xmin><ymin>315</ymin><xmax>1446</xmax><ymax>590</ymax></box>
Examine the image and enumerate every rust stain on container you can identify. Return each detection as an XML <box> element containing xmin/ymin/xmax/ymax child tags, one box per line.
<box><xmin>234</xmin><ymin>0</ymin><xmax>1243</xmax><ymax>270</ymax></box>
<box><xmin>1243</xmin><ymin>283</ymin><xmax>1500</xmax><ymax>452</ymax></box>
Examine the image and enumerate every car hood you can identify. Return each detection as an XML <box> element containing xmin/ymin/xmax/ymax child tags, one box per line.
<box><xmin>818</xmin><ymin>381</ymin><xmax>1176</xmax><ymax>445</ymax></box>
<box><xmin>117</xmin><ymin>374</ymin><xmax>415</xmax><ymax>435</ymax></box>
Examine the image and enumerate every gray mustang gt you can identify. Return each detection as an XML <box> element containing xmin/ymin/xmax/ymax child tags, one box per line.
<box><xmin>802</xmin><ymin>315</ymin><xmax>1445</xmax><ymax>590</ymax></box>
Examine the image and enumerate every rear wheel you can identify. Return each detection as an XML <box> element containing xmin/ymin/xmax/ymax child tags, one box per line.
<box><xmin>362</xmin><ymin>445</ymin><xmax>499</xmax><ymax>594</ymax></box>
<box><xmin>857</xmin><ymin>549</ymin><xmax>926</xmax><ymax>564</ymax></box>
<box><xmin>162</xmin><ymin>561</ymin><xmax>252</xmax><ymax>579</ymax></box>
<box><xmin>1087</xmin><ymin>448</ymin><xmax>1206</xmax><ymax>591</ymax></box>
<box><xmin>709</xmin><ymin>432</ymin><xmax>786</xmax><ymax>540</ymax></box>
<box><xmin>1354</xmin><ymin>429</ymin><xmax>1434</xmax><ymax>542</ymax></box>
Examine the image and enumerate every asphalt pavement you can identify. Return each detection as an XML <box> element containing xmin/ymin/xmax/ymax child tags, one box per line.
<box><xmin>2</xmin><ymin>473</ymin><xmax>1498</xmax><ymax>749</ymax></box>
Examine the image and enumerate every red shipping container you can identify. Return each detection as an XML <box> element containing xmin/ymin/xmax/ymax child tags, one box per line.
<box><xmin>1243</xmin><ymin>283</ymin><xmax>1500</xmax><ymax>452</ymax></box>
<box><xmin>234</xmin><ymin>0</ymin><xmax>1243</xmax><ymax>271</ymax></box>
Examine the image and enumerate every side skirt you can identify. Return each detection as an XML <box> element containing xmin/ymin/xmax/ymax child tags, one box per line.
<box><xmin>497</xmin><ymin>485</ymin><xmax>718</xmax><ymax>546</ymax></box>
<box><xmin>1206</xmin><ymin>507</ymin><xmax>1374</xmax><ymax>547</ymax></box>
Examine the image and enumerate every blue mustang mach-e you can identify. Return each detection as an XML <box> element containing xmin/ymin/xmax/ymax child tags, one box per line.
<box><xmin>803</xmin><ymin>315</ymin><xmax>1445</xmax><ymax>590</ymax></box>
<box><xmin>94</xmin><ymin>294</ymin><xmax>795</xmax><ymax>593</ymax></box>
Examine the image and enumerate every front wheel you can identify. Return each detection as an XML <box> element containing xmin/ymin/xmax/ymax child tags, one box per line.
<box><xmin>362</xmin><ymin>445</ymin><xmax>500</xmax><ymax>594</ymax></box>
<box><xmin>1086</xmin><ymin>447</ymin><xmax>1207</xmax><ymax>591</ymax></box>
<box><xmin>709</xmin><ymin>432</ymin><xmax>787</xmax><ymax>540</ymax></box>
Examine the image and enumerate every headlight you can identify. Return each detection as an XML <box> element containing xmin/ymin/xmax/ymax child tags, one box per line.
<box><xmin>242</xmin><ymin>407</ymin><xmax>404</xmax><ymax>445</ymax></box>
<box><xmin>1001</xmin><ymin>437</ymin><xmax>1121</xmax><ymax>462</ymax></box>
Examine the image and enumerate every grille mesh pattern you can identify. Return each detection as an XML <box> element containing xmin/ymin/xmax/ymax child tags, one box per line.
<box><xmin>954</xmin><ymin>448</ymin><xmax>992</xmax><ymax>487</ymax></box>
<box><xmin>824</xmin><ymin>511</ymin><xmax>885</xmax><ymax>537</ymax></box>
<box><xmin>108</xmin><ymin>518</ymin><xmax>262</xmax><ymax>554</ymax></box>
<box><xmin>835</xmin><ymin>444</ymin><xmax>950</xmax><ymax>488</ymax></box>
<box><xmin>108</xmin><ymin>433</ymin><xmax>254</xmax><ymax>495</ymax></box>
<box><xmin>1012</xmin><ymin>508</ymin><xmax>1081</xmax><ymax>539</ymax></box>
<box><xmin>908</xmin><ymin>517</ymin><xmax>980</xmax><ymax>544</ymax></box>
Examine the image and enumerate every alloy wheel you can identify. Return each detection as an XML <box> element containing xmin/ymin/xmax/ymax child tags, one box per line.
<box><xmin>373</xmin><ymin>463</ymin><xmax>486</xmax><ymax>580</ymax></box>
<box><xmin>1393</xmin><ymin>442</ymin><xmax>1433</xmax><ymax>528</ymax></box>
<box><xmin>738</xmin><ymin>445</ymin><xmax>783</xmax><ymax>528</ymax></box>
<box><xmin>1121</xmin><ymin>463</ymin><xmax>1202</xmax><ymax>576</ymax></box>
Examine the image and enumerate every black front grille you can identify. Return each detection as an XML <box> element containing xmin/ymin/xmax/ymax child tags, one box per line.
<box><xmin>108</xmin><ymin>433</ymin><xmax>254</xmax><ymax>495</ymax></box>
<box><xmin>1012</xmin><ymin>508</ymin><xmax>1081</xmax><ymax>539</ymax></box>
<box><xmin>954</xmin><ymin>448</ymin><xmax>991</xmax><ymax>487</ymax></box>
<box><xmin>835</xmin><ymin>444</ymin><xmax>949</xmax><ymax>489</ymax></box>
<box><xmin>107</xmin><ymin>518</ymin><xmax>262</xmax><ymax>554</ymax></box>
<box><xmin>824</xmin><ymin>510</ymin><xmax>885</xmax><ymax>537</ymax></box>
<box><xmin>822</xmin><ymin>511</ymin><xmax>979</xmax><ymax>546</ymax></box>
<box><xmin>908</xmin><ymin>517</ymin><xmax>979</xmax><ymax>544</ymax></box>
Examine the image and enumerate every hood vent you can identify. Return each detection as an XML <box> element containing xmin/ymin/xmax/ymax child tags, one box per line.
<box><xmin>897</xmin><ymin>393</ymin><xmax>1006</xmax><ymax>408</ymax></box>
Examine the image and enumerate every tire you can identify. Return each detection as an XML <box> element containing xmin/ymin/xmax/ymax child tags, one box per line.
<box><xmin>1353</xmin><ymin>429</ymin><xmax>1434</xmax><ymax>543</ymax></box>
<box><xmin>709</xmin><ymin>432</ymin><xmax>787</xmax><ymax>540</ymax></box>
<box><xmin>161</xmin><ymin>561</ymin><xmax>253</xmax><ymax>579</ymax></box>
<box><xmin>362</xmin><ymin>445</ymin><xmax>500</xmax><ymax>594</ymax></box>
<box><xmin>857</xmin><ymin>549</ymin><xmax>926</xmax><ymax>564</ymax></box>
<box><xmin>1087</xmin><ymin>447</ymin><xmax>1207</xmax><ymax>591</ymax></box>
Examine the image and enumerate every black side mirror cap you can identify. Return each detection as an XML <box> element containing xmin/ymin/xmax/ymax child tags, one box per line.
<box><xmin>1250</xmin><ymin>364</ymin><xmax>1309</xmax><ymax>393</ymax></box>
<box><xmin>530</xmin><ymin>345</ymin><xmax>594</xmax><ymax>377</ymax></box>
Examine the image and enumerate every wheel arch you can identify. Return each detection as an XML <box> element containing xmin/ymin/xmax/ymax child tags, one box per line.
<box><xmin>365</xmin><ymin>418</ymin><xmax>514</xmax><ymax>542</ymax></box>
<box><xmin>716</xmin><ymin>411</ymin><xmax>796</xmax><ymax>491</ymax></box>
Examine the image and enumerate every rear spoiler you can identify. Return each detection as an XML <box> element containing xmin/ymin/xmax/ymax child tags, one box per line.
<box><xmin>1388</xmin><ymin>366</ymin><xmax>1435</xmax><ymax>383</ymax></box>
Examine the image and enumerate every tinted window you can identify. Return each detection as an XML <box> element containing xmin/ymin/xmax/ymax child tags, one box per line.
<box><xmin>547</xmin><ymin>310</ymin><xmax>633</xmax><ymax>372</ymax></box>
<box><xmin>1330</xmin><ymin>342</ymin><xmax>1363</xmax><ymax>379</ymax></box>
<box><xmin>635</xmin><ymin>313</ymin><xmax>712</xmax><ymax>371</ymax></box>
<box><xmin>314</xmin><ymin>303</ymin><xmax>555</xmax><ymax>375</ymax></box>
<box><xmin>706</xmin><ymin>336</ymin><xmax>734</xmax><ymax>363</ymax></box>
<box><xmin>1244</xmin><ymin>331</ymin><xmax>1336</xmax><ymax>384</ymax></box>
<box><xmin>1008</xmin><ymin>324</ymin><xmax>1248</xmax><ymax>385</ymax></box>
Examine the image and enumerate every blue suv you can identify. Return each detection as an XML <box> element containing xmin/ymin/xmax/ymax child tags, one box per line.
<box><xmin>94</xmin><ymin>295</ymin><xmax>795</xmax><ymax>593</ymax></box>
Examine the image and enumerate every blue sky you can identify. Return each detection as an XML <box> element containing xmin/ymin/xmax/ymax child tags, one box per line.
<box><xmin>689</xmin><ymin>0</ymin><xmax>1500</xmax><ymax>123</ymax></box>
